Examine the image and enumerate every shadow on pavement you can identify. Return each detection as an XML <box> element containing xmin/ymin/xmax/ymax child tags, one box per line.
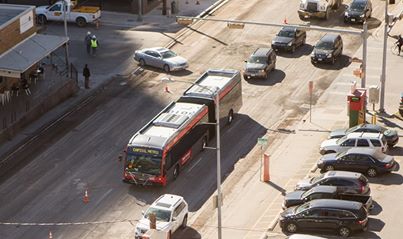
<box><xmin>367</xmin><ymin>217</ymin><xmax>385</xmax><ymax>233</ymax></box>
<box><xmin>348</xmin><ymin>17</ymin><xmax>382</xmax><ymax>30</ymax></box>
<box><xmin>377</xmin><ymin>114</ymin><xmax>403</xmax><ymax>130</ymax></box>
<box><xmin>387</xmin><ymin>146</ymin><xmax>403</xmax><ymax>157</ymax></box>
<box><xmin>368</xmin><ymin>172</ymin><xmax>403</xmax><ymax>185</ymax></box>
<box><xmin>313</xmin><ymin>55</ymin><xmax>352</xmax><ymax>70</ymax></box>
<box><xmin>275</xmin><ymin>44</ymin><xmax>314</xmax><ymax>58</ymax></box>
<box><xmin>245</xmin><ymin>70</ymin><xmax>286</xmax><ymax>86</ymax></box>
<box><xmin>173</xmin><ymin>226</ymin><xmax>201</xmax><ymax>239</ymax></box>
<box><xmin>266</xmin><ymin>181</ymin><xmax>287</xmax><ymax>195</ymax></box>
<box><xmin>369</xmin><ymin>200</ymin><xmax>382</xmax><ymax>216</ymax></box>
<box><xmin>188</xmin><ymin>26</ymin><xmax>228</xmax><ymax>46</ymax></box>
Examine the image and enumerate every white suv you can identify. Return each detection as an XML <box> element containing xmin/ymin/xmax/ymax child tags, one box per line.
<box><xmin>135</xmin><ymin>194</ymin><xmax>188</xmax><ymax>239</ymax></box>
<box><xmin>320</xmin><ymin>132</ymin><xmax>387</xmax><ymax>155</ymax></box>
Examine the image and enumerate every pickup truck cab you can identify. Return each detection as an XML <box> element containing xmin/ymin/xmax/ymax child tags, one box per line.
<box><xmin>283</xmin><ymin>185</ymin><xmax>373</xmax><ymax>210</ymax></box>
<box><xmin>36</xmin><ymin>0</ymin><xmax>101</xmax><ymax>27</ymax></box>
<box><xmin>298</xmin><ymin>0</ymin><xmax>343</xmax><ymax>20</ymax></box>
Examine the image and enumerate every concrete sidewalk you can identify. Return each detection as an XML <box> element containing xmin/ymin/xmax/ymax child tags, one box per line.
<box><xmin>192</xmin><ymin>10</ymin><xmax>403</xmax><ymax>239</ymax></box>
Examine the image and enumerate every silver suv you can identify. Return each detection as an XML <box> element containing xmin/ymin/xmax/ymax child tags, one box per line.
<box><xmin>243</xmin><ymin>48</ymin><xmax>276</xmax><ymax>80</ymax></box>
<box><xmin>320</xmin><ymin>132</ymin><xmax>387</xmax><ymax>155</ymax></box>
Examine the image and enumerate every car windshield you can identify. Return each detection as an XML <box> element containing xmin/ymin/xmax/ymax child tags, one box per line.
<box><xmin>315</xmin><ymin>41</ymin><xmax>333</xmax><ymax>50</ymax></box>
<box><xmin>311</xmin><ymin>174</ymin><xmax>325</xmax><ymax>184</ymax></box>
<box><xmin>336</xmin><ymin>135</ymin><xmax>348</xmax><ymax>144</ymax></box>
<box><xmin>350</xmin><ymin>1</ymin><xmax>366</xmax><ymax>11</ymax></box>
<box><xmin>295</xmin><ymin>202</ymin><xmax>310</xmax><ymax>214</ymax></box>
<box><xmin>301</xmin><ymin>188</ymin><xmax>314</xmax><ymax>198</ymax></box>
<box><xmin>161</xmin><ymin>50</ymin><xmax>177</xmax><ymax>59</ymax></box>
<box><xmin>145</xmin><ymin>207</ymin><xmax>171</xmax><ymax>222</ymax></box>
<box><xmin>126</xmin><ymin>149</ymin><xmax>161</xmax><ymax>175</ymax></box>
<box><xmin>277</xmin><ymin>29</ymin><xmax>295</xmax><ymax>38</ymax></box>
<box><xmin>336</xmin><ymin>151</ymin><xmax>347</xmax><ymax>158</ymax></box>
<box><xmin>248</xmin><ymin>56</ymin><xmax>267</xmax><ymax>64</ymax></box>
<box><xmin>345</xmin><ymin>124</ymin><xmax>363</xmax><ymax>134</ymax></box>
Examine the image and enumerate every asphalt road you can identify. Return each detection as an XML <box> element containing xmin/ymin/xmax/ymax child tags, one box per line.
<box><xmin>0</xmin><ymin>0</ymin><xmax>393</xmax><ymax>238</ymax></box>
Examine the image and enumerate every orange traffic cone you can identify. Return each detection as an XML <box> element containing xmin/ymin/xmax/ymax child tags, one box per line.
<box><xmin>164</xmin><ymin>86</ymin><xmax>170</xmax><ymax>93</ymax></box>
<box><xmin>83</xmin><ymin>189</ymin><xmax>89</xmax><ymax>203</ymax></box>
<box><xmin>283</xmin><ymin>16</ymin><xmax>288</xmax><ymax>24</ymax></box>
<box><xmin>49</xmin><ymin>231</ymin><xmax>53</xmax><ymax>239</ymax></box>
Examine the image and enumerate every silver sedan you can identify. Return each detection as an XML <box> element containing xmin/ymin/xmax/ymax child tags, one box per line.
<box><xmin>133</xmin><ymin>47</ymin><xmax>188</xmax><ymax>72</ymax></box>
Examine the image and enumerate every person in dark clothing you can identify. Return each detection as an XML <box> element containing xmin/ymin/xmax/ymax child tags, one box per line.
<box><xmin>396</xmin><ymin>34</ymin><xmax>403</xmax><ymax>56</ymax></box>
<box><xmin>83</xmin><ymin>64</ymin><xmax>91</xmax><ymax>89</ymax></box>
<box><xmin>85</xmin><ymin>32</ymin><xmax>92</xmax><ymax>55</ymax></box>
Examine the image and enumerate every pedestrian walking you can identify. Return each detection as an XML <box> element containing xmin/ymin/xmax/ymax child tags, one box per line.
<box><xmin>85</xmin><ymin>31</ymin><xmax>92</xmax><ymax>55</ymax></box>
<box><xmin>396</xmin><ymin>34</ymin><xmax>403</xmax><ymax>56</ymax></box>
<box><xmin>83</xmin><ymin>64</ymin><xmax>91</xmax><ymax>89</ymax></box>
<box><xmin>90</xmin><ymin>35</ymin><xmax>99</xmax><ymax>56</ymax></box>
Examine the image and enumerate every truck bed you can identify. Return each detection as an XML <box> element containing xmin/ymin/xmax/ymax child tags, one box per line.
<box><xmin>72</xmin><ymin>6</ymin><xmax>100</xmax><ymax>14</ymax></box>
<box><xmin>339</xmin><ymin>194</ymin><xmax>373</xmax><ymax>210</ymax></box>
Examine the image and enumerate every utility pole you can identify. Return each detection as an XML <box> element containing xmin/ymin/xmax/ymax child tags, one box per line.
<box><xmin>137</xmin><ymin>0</ymin><xmax>142</xmax><ymax>21</ymax></box>
<box><xmin>379</xmin><ymin>0</ymin><xmax>388</xmax><ymax>113</ymax></box>
<box><xmin>162</xmin><ymin>0</ymin><xmax>167</xmax><ymax>15</ymax></box>
<box><xmin>62</xmin><ymin>0</ymin><xmax>70</xmax><ymax>77</ymax></box>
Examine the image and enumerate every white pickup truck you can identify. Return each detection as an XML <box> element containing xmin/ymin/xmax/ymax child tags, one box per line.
<box><xmin>298</xmin><ymin>0</ymin><xmax>342</xmax><ymax>20</ymax></box>
<box><xmin>36</xmin><ymin>0</ymin><xmax>101</xmax><ymax>27</ymax></box>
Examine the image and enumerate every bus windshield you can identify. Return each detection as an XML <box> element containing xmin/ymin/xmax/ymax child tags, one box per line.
<box><xmin>126</xmin><ymin>147</ymin><xmax>162</xmax><ymax>175</ymax></box>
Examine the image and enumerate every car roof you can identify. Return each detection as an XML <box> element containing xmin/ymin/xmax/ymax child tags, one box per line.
<box><xmin>346</xmin><ymin>147</ymin><xmax>377</xmax><ymax>155</ymax></box>
<box><xmin>147</xmin><ymin>47</ymin><xmax>169</xmax><ymax>52</ymax></box>
<box><xmin>346</xmin><ymin>132</ymin><xmax>382</xmax><ymax>139</ymax></box>
<box><xmin>324</xmin><ymin>170</ymin><xmax>362</xmax><ymax>179</ymax></box>
<box><xmin>252</xmin><ymin>48</ymin><xmax>273</xmax><ymax>56</ymax></box>
<box><xmin>310</xmin><ymin>199</ymin><xmax>362</xmax><ymax>210</ymax></box>
<box><xmin>352</xmin><ymin>0</ymin><xmax>368</xmax><ymax>4</ymax></box>
<box><xmin>309</xmin><ymin>185</ymin><xmax>338</xmax><ymax>194</ymax></box>
<box><xmin>320</xmin><ymin>34</ymin><xmax>339</xmax><ymax>43</ymax></box>
<box><xmin>151</xmin><ymin>194</ymin><xmax>184</xmax><ymax>210</ymax></box>
<box><xmin>359</xmin><ymin>123</ymin><xmax>382</xmax><ymax>130</ymax></box>
<box><xmin>281</xmin><ymin>26</ymin><xmax>297</xmax><ymax>32</ymax></box>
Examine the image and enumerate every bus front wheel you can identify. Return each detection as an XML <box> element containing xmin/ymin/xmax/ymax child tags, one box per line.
<box><xmin>173</xmin><ymin>165</ymin><xmax>179</xmax><ymax>180</ymax></box>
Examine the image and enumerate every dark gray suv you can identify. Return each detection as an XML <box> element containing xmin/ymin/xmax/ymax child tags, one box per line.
<box><xmin>243</xmin><ymin>48</ymin><xmax>276</xmax><ymax>80</ymax></box>
<box><xmin>311</xmin><ymin>34</ymin><xmax>343</xmax><ymax>65</ymax></box>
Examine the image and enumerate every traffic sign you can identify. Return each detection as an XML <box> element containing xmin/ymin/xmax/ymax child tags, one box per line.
<box><xmin>257</xmin><ymin>137</ymin><xmax>268</xmax><ymax>145</ymax></box>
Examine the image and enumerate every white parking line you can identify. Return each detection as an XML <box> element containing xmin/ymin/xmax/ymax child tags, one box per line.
<box><xmin>187</xmin><ymin>156</ymin><xmax>204</xmax><ymax>173</ymax></box>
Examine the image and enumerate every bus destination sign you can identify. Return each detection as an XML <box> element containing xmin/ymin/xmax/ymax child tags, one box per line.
<box><xmin>131</xmin><ymin>147</ymin><xmax>160</xmax><ymax>155</ymax></box>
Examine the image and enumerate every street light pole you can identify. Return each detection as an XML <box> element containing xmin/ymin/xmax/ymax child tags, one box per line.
<box><xmin>62</xmin><ymin>0</ymin><xmax>70</xmax><ymax>77</ymax></box>
<box><xmin>379</xmin><ymin>0</ymin><xmax>388</xmax><ymax>113</ymax></box>
<box><xmin>161</xmin><ymin>77</ymin><xmax>222</xmax><ymax>239</ymax></box>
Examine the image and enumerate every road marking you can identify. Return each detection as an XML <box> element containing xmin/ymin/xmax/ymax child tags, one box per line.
<box><xmin>187</xmin><ymin>156</ymin><xmax>204</xmax><ymax>173</ymax></box>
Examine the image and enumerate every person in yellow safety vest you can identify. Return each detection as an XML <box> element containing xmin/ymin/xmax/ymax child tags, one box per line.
<box><xmin>90</xmin><ymin>35</ymin><xmax>99</xmax><ymax>56</ymax></box>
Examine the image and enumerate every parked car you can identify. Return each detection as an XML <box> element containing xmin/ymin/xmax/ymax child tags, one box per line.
<box><xmin>295</xmin><ymin>171</ymin><xmax>371</xmax><ymax>196</ymax></box>
<box><xmin>329</xmin><ymin>123</ymin><xmax>399</xmax><ymax>147</ymax></box>
<box><xmin>317</xmin><ymin>148</ymin><xmax>398</xmax><ymax>177</ymax></box>
<box><xmin>320</xmin><ymin>132</ymin><xmax>387</xmax><ymax>155</ymax></box>
<box><xmin>271</xmin><ymin>27</ymin><xmax>307</xmax><ymax>53</ymax></box>
<box><xmin>243</xmin><ymin>48</ymin><xmax>276</xmax><ymax>80</ymax></box>
<box><xmin>344</xmin><ymin>0</ymin><xmax>372</xmax><ymax>23</ymax></box>
<box><xmin>279</xmin><ymin>199</ymin><xmax>368</xmax><ymax>237</ymax></box>
<box><xmin>311</xmin><ymin>34</ymin><xmax>343</xmax><ymax>65</ymax></box>
<box><xmin>133</xmin><ymin>47</ymin><xmax>188</xmax><ymax>72</ymax></box>
<box><xmin>283</xmin><ymin>185</ymin><xmax>372</xmax><ymax>210</ymax></box>
<box><xmin>135</xmin><ymin>194</ymin><xmax>188</xmax><ymax>239</ymax></box>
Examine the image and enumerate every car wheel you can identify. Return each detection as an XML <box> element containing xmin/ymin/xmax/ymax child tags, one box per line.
<box><xmin>367</xmin><ymin>168</ymin><xmax>377</xmax><ymax>177</ymax></box>
<box><xmin>37</xmin><ymin>15</ymin><xmax>47</xmax><ymax>25</ymax></box>
<box><xmin>173</xmin><ymin>165</ymin><xmax>179</xmax><ymax>180</ymax></box>
<box><xmin>325</xmin><ymin>9</ymin><xmax>330</xmax><ymax>20</ymax></box>
<box><xmin>339</xmin><ymin>226</ymin><xmax>351</xmax><ymax>238</ymax></box>
<box><xmin>139</xmin><ymin>59</ymin><xmax>146</xmax><ymax>67</ymax></box>
<box><xmin>331</xmin><ymin>56</ymin><xmax>336</xmax><ymax>65</ymax></box>
<box><xmin>285</xmin><ymin>222</ymin><xmax>298</xmax><ymax>233</ymax></box>
<box><xmin>325</xmin><ymin>165</ymin><xmax>335</xmax><ymax>172</ymax></box>
<box><xmin>227</xmin><ymin>110</ymin><xmax>234</xmax><ymax>125</ymax></box>
<box><xmin>163</xmin><ymin>64</ymin><xmax>170</xmax><ymax>72</ymax></box>
<box><xmin>291</xmin><ymin>45</ymin><xmax>296</xmax><ymax>53</ymax></box>
<box><xmin>181</xmin><ymin>214</ymin><xmax>188</xmax><ymax>229</ymax></box>
<box><xmin>76</xmin><ymin>17</ymin><xmax>87</xmax><ymax>27</ymax></box>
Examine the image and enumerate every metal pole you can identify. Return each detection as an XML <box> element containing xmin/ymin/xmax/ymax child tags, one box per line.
<box><xmin>379</xmin><ymin>0</ymin><xmax>388</xmax><ymax>113</ymax></box>
<box><xmin>215</xmin><ymin>91</ymin><xmax>222</xmax><ymax>239</ymax></box>
<box><xmin>362</xmin><ymin>21</ymin><xmax>368</xmax><ymax>88</ymax></box>
<box><xmin>137</xmin><ymin>0</ymin><xmax>143</xmax><ymax>22</ymax></box>
<box><xmin>63</xmin><ymin>0</ymin><xmax>70</xmax><ymax>77</ymax></box>
<box><xmin>309</xmin><ymin>91</ymin><xmax>312</xmax><ymax>123</ymax></box>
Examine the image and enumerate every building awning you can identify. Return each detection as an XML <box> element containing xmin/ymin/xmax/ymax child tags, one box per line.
<box><xmin>0</xmin><ymin>33</ymin><xmax>69</xmax><ymax>78</ymax></box>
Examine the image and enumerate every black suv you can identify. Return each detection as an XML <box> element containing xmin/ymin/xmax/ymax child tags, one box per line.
<box><xmin>279</xmin><ymin>199</ymin><xmax>368</xmax><ymax>237</ymax></box>
<box><xmin>317</xmin><ymin>148</ymin><xmax>398</xmax><ymax>177</ymax></box>
<box><xmin>243</xmin><ymin>48</ymin><xmax>276</xmax><ymax>80</ymax></box>
<box><xmin>311</xmin><ymin>34</ymin><xmax>343</xmax><ymax>65</ymax></box>
<box><xmin>295</xmin><ymin>171</ymin><xmax>370</xmax><ymax>196</ymax></box>
<box><xmin>344</xmin><ymin>0</ymin><xmax>372</xmax><ymax>23</ymax></box>
<box><xmin>271</xmin><ymin>27</ymin><xmax>307</xmax><ymax>53</ymax></box>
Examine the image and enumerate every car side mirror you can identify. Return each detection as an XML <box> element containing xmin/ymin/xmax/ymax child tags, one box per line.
<box><xmin>172</xmin><ymin>217</ymin><xmax>177</xmax><ymax>222</ymax></box>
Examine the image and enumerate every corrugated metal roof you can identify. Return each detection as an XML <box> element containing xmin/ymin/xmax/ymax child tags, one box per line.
<box><xmin>0</xmin><ymin>33</ymin><xmax>69</xmax><ymax>74</ymax></box>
